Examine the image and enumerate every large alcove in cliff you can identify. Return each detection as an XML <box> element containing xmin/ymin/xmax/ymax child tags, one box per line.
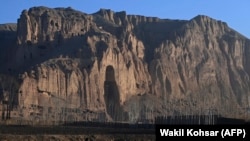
<box><xmin>165</xmin><ymin>76</ymin><xmax>172</xmax><ymax>94</ymax></box>
<box><xmin>104</xmin><ymin>65</ymin><xmax>122</xmax><ymax>121</ymax></box>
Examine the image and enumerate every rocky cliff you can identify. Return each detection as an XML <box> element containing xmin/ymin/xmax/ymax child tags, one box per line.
<box><xmin>1</xmin><ymin>6</ymin><xmax>250</xmax><ymax>123</ymax></box>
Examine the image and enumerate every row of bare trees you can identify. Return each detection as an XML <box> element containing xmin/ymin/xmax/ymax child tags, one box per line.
<box><xmin>0</xmin><ymin>74</ymin><xmax>20</xmax><ymax>120</ymax></box>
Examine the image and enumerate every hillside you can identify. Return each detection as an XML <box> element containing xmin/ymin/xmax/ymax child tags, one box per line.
<box><xmin>0</xmin><ymin>6</ymin><xmax>250</xmax><ymax>123</ymax></box>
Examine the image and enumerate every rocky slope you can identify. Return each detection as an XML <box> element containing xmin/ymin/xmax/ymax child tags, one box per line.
<box><xmin>1</xmin><ymin>6</ymin><xmax>250</xmax><ymax>123</ymax></box>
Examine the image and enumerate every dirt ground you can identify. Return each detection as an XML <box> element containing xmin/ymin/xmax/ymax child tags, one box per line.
<box><xmin>0</xmin><ymin>134</ymin><xmax>155</xmax><ymax>141</ymax></box>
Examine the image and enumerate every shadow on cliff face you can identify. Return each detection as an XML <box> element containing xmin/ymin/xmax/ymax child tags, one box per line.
<box><xmin>5</xmin><ymin>32</ymin><xmax>97</xmax><ymax>75</ymax></box>
<box><xmin>132</xmin><ymin>20</ymin><xmax>187</xmax><ymax>63</ymax></box>
<box><xmin>104</xmin><ymin>65</ymin><xmax>128</xmax><ymax>121</ymax></box>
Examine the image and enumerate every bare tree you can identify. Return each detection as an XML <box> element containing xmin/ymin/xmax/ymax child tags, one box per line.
<box><xmin>0</xmin><ymin>74</ymin><xmax>20</xmax><ymax>120</ymax></box>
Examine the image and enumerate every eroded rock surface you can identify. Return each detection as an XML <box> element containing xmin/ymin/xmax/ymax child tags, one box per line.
<box><xmin>0</xmin><ymin>6</ymin><xmax>250</xmax><ymax>123</ymax></box>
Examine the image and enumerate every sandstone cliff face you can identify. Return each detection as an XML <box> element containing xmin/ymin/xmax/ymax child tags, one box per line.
<box><xmin>1</xmin><ymin>7</ymin><xmax>250</xmax><ymax>122</ymax></box>
<box><xmin>149</xmin><ymin>15</ymin><xmax>250</xmax><ymax>118</ymax></box>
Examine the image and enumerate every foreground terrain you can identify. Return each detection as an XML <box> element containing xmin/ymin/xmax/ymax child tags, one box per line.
<box><xmin>0</xmin><ymin>124</ymin><xmax>155</xmax><ymax>141</ymax></box>
<box><xmin>0</xmin><ymin>134</ymin><xmax>155</xmax><ymax>141</ymax></box>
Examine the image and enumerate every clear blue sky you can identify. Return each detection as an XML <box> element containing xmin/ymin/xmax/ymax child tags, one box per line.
<box><xmin>0</xmin><ymin>0</ymin><xmax>249</xmax><ymax>38</ymax></box>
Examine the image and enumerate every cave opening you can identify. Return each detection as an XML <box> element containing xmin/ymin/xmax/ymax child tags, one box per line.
<box><xmin>165</xmin><ymin>76</ymin><xmax>172</xmax><ymax>94</ymax></box>
<box><xmin>104</xmin><ymin>65</ymin><xmax>124</xmax><ymax>121</ymax></box>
